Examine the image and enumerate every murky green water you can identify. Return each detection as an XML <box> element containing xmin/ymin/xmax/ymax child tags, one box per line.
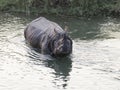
<box><xmin>0</xmin><ymin>13</ymin><xmax>120</xmax><ymax>90</ymax></box>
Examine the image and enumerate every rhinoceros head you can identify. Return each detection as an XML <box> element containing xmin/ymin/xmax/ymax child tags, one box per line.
<box><xmin>49</xmin><ymin>30</ymin><xmax>72</xmax><ymax>56</ymax></box>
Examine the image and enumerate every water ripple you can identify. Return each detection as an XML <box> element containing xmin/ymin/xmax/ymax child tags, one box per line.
<box><xmin>0</xmin><ymin>13</ymin><xmax>120</xmax><ymax>90</ymax></box>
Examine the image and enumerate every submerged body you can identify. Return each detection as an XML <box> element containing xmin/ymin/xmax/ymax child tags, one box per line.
<box><xmin>24</xmin><ymin>17</ymin><xmax>72</xmax><ymax>56</ymax></box>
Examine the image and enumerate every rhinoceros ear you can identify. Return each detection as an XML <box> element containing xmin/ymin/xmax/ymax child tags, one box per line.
<box><xmin>54</xmin><ymin>28</ymin><xmax>58</xmax><ymax>34</ymax></box>
<box><xmin>64</xmin><ymin>25</ymin><xmax>68</xmax><ymax>32</ymax></box>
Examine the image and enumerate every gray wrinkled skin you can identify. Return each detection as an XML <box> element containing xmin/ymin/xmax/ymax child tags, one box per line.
<box><xmin>24</xmin><ymin>17</ymin><xmax>72</xmax><ymax>56</ymax></box>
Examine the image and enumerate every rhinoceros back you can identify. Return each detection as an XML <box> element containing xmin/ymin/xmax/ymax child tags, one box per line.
<box><xmin>24</xmin><ymin>17</ymin><xmax>64</xmax><ymax>48</ymax></box>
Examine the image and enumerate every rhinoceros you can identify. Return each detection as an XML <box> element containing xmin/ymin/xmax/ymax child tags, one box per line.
<box><xmin>24</xmin><ymin>17</ymin><xmax>72</xmax><ymax>56</ymax></box>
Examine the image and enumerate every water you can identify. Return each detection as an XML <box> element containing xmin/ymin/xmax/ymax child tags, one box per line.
<box><xmin>0</xmin><ymin>13</ymin><xmax>120</xmax><ymax>90</ymax></box>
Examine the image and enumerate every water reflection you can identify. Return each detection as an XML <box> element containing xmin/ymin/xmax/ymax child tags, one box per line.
<box><xmin>26</xmin><ymin>45</ymin><xmax>72</xmax><ymax>89</ymax></box>
<box><xmin>45</xmin><ymin>57</ymin><xmax>72</xmax><ymax>89</ymax></box>
<box><xmin>50</xmin><ymin>17</ymin><xmax>104</xmax><ymax>40</ymax></box>
<box><xmin>52</xmin><ymin>17</ymin><xmax>120</xmax><ymax>40</ymax></box>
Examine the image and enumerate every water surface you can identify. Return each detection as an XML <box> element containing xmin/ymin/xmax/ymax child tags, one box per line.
<box><xmin>0</xmin><ymin>13</ymin><xmax>120</xmax><ymax>90</ymax></box>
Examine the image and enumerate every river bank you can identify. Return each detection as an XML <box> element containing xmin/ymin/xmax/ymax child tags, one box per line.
<box><xmin>0</xmin><ymin>0</ymin><xmax>120</xmax><ymax>17</ymax></box>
